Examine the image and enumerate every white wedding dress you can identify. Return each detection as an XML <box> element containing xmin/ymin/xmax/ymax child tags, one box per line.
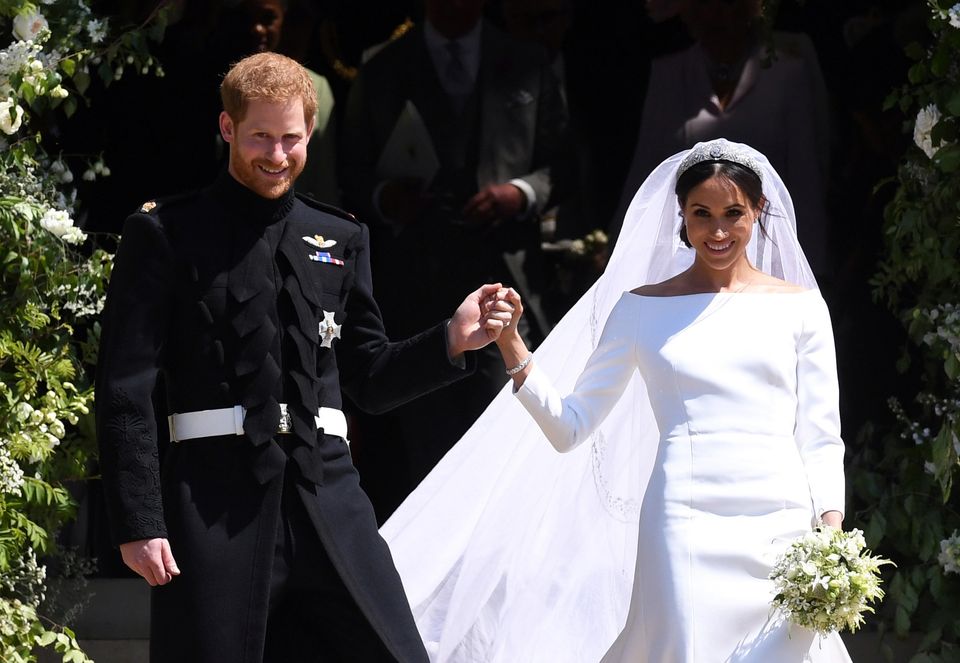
<box><xmin>514</xmin><ymin>289</ymin><xmax>851</xmax><ymax>662</ymax></box>
<box><xmin>382</xmin><ymin>141</ymin><xmax>853</xmax><ymax>663</ymax></box>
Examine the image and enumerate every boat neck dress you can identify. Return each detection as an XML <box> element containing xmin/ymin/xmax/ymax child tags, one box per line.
<box><xmin>515</xmin><ymin>289</ymin><xmax>852</xmax><ymax>662</ymax></box>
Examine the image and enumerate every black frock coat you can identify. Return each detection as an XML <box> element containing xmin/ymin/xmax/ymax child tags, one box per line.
<box><xmin>95</xmin><ymin>172</ymin><xmax>472</xmax><ymax>662</ymax></box>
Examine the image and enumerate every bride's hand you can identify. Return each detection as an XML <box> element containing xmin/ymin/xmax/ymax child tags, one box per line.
<box><xmin>482</xmin><ymin>288</ymin><xmax>523</xmax><ymax>344</ymax></box>
<box><xmin>820</xmin><ymin>511</ymin><xmax>843</xmax><ymax>529</ymax></box>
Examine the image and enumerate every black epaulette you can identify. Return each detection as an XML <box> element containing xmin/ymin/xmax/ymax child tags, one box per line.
<box><xmin>134</xmin><ymin>190</ymin><xmax>201</xmax><ymax>215</ymax></box>
<box><xmin>295</xmin><ymin>192</ymin><xmax>360</xmax><ymax>225</ymax></box>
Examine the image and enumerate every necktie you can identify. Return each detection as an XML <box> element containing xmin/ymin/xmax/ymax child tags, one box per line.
<box><xmin>444</xmin><ymin>40</ymin><xmax>472</xmax><ymax>111</ymax></box>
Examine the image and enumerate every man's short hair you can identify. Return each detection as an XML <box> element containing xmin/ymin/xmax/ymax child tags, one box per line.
<box><xmin>221</xmin><ymin>52</ymin><xmax>318</xmax><ymax>124</ymax></box>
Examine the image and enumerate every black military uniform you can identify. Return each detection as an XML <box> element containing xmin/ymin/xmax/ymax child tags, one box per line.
<box><xmin>96</xmin><ymin>171</ymin><xmax>472</xmax><ymax>662</ymax></box>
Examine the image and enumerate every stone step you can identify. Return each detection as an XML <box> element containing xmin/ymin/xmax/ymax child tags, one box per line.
<box><xmin>36</xmin><ymin>578</ymin><xmax>921</xmax><ymax>662</ymax></box>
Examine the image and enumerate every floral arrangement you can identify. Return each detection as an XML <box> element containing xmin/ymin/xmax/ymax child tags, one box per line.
<box><xmin>769</xmin><ymin>526</ymin><xmax>891</xmax><ymax>637</ymax></box>
<box><xmin>0</xmin><ymin>1</ymin><xmax>165</xmax><ymax>660</ymax></box>
<box><xmin>845</xmin><ymin>0</ymin><xmax>960</xmax><ymax>657</ymax></box>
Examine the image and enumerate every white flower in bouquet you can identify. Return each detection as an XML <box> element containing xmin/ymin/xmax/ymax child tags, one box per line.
<box><xmin>939</xmin><ymin>531</ymin><xmax>960</xmax><ymax>575</ymax></box>
<box><xmin>12</xmin><ymin>10</ymin><xmax>49</xmax><ymax>42</ymax></box>
<box><xmin>914</xmin><ymin>104</ymin><xmax>943</xmax><ymax>159</ymax></box>
<box><xmin>0</xmin><ymin>97</ymin><xmax>25</xmax><ymax>135</ymax></box>
<box><xmin>769</xmin><ymin>525</ymin><xmax>892</xmax><ymax>637</ymax></box>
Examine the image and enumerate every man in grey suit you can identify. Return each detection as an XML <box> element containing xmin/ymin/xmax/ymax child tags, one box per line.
<box><xmin>340</xmin><ymin>0</ymin><xmax>569</xmax><ymax>515</ymax></box>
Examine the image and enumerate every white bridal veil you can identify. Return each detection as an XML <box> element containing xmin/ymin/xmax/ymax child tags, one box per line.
<box><xmin>380</xmin><ymin>140</ymin><xmax>817</xmax><ymax>662</ymax></box>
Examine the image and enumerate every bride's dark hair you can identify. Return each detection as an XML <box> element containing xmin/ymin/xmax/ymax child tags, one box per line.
<box><xmin>675</xmin><ymin>160</ymin><xmax>769</xmax><ymax>248</ymax></box>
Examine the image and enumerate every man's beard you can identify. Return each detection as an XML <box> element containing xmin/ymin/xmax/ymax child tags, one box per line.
<box><xmin>231</xmin><ymin>151</ymin><xmax>304</xmax><ymax>199</ymax></box>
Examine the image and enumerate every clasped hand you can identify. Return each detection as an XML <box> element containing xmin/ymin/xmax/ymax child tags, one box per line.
<box><xmin>445</xmin><ymin>285</ymin><xmax>524</xmax><ymax>358</ymax></box>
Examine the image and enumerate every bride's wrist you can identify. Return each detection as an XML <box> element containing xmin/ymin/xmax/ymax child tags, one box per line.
<box><xmin>497</xmin><ymin>335</ymin><xmax>528</xmax><ymax>365</ymax></box>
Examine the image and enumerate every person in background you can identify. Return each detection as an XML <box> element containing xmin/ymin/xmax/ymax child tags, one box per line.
<box><xmin>340</xmin><ymin>0</ymin><xmax>570</xmax><ymax>518</ymax></box>
<box><xmin>611</xmin><ymin>0</ymin><xmax>832</xmax><ymax>279</ymax></box>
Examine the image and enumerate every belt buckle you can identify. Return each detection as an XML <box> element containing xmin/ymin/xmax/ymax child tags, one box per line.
<box><xmin>277</xmin><ymin>403</ymin><xmax>292</xmax><ymax>434</ymax></box>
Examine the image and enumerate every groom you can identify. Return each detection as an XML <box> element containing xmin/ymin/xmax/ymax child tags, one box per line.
<box><xmin>95</xmin><ymin>52</ymin><xmax>501</xmax><ymax>662</ymax></box>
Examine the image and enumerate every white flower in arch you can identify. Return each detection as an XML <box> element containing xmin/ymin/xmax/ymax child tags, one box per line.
<box><xmin>12</xmin><ymin>10</ymin><xmax>49</xmax><ymax>42</ymax></box>
<box><xmin>913</xmin><ymin>104</ymin><xmax>943</xmax><ymax>159</ymax></box>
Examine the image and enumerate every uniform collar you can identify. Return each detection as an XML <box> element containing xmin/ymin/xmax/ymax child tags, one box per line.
<box><xmin>211</xmin><ymin>169</ymin><xmax>297</xmax><ymax>225</ymax></box>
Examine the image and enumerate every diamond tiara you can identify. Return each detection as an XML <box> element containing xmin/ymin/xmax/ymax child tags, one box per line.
<box><xmin>677</xmin><ymin>139</ymin><xmax>763</xmax><ymax>182</ymax></box>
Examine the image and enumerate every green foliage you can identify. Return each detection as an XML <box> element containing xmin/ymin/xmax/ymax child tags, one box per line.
<box><xmin>0</xmin><ymin>0</ymin><xmax>167</xmax><ymax>659</ymax></box>
<box><xmin>855</xmin><ymin>1</ymin><xmax>960</xmax><ymax>658</ymax></box>
<box><xmin>0</xmin><ymin>598</ymin><xmax>93</xmax><ymax>663</ymax></box>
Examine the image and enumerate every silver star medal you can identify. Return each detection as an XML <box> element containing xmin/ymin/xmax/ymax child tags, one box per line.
<box><xmin>318</xmin><ymin>310</ymin><xmax>342</xmax><ymax>348</ymax></box>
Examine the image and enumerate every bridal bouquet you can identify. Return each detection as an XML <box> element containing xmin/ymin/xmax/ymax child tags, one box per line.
<box><xmin>769</xmin><ymin>526</ymin><xmax>892</xmax><ymax>636</ymax></box>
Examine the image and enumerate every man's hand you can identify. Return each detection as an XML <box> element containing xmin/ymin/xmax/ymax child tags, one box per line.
<box><xmin>462</xmin><ymin>183</ymin><xmax>526</xmax><ymax>226</ymax></box>
<box><xmin>447</xmin><ymin>283</ymin><xmax>505</xmax><ymax>358</ymax></box>
<box><xmin>120</xmin><ymin>537</ymin><xmax>180</xmax><ymax>587</ymax></box>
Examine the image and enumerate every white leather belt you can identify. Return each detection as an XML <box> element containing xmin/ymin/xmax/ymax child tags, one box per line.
<box><xmin>168</xmin><ymin>405</ymin><xmax>348</xmax><ymax>443</ymax></box>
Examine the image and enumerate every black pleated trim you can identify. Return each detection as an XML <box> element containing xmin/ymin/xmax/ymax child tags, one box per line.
<box><xmin>226</xmin><ymin>231</ymin><xmax>281</xmax><ymax>449</ymax></box>
<box><xmin>276</xmin><ymin>237</ymin><xmax>322</xmax><ymax>307</ymax></box>
<box><xmin>207</xmin><ymin>171</ymin><xmax>300</xmax><ymax>482</ymax></box>
<box><xmin>282</xmin><ymin>275</ymin><xmax>317</xmax><ymax>340</ymax></box>
<box><xmin>273</xmin><ymin>216</ymin><xmax>323</xmax><ymax>481</ymax></box>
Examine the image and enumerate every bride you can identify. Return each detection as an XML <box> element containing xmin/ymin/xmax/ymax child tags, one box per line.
<box><xmin>381</xmin><ymin>139</ymin><xmax>852</xmax><ymax>662</ymax></box>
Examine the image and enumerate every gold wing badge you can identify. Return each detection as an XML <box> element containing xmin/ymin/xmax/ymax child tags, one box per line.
<box><xmin>303</xmin><ymin>235</ymin><xmax>344</xmax><ymax>266</ymax></box>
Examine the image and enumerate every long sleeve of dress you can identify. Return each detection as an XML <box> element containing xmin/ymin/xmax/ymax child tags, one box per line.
<box><xmin>795</xmin><ymin>294</ymin><xmax>846</xmax><ymax>518</ymax></box>
<box><xmin>514</xmin><ymin>297</ymin><xmax>639</xmax><ymax>452</ymax></box>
